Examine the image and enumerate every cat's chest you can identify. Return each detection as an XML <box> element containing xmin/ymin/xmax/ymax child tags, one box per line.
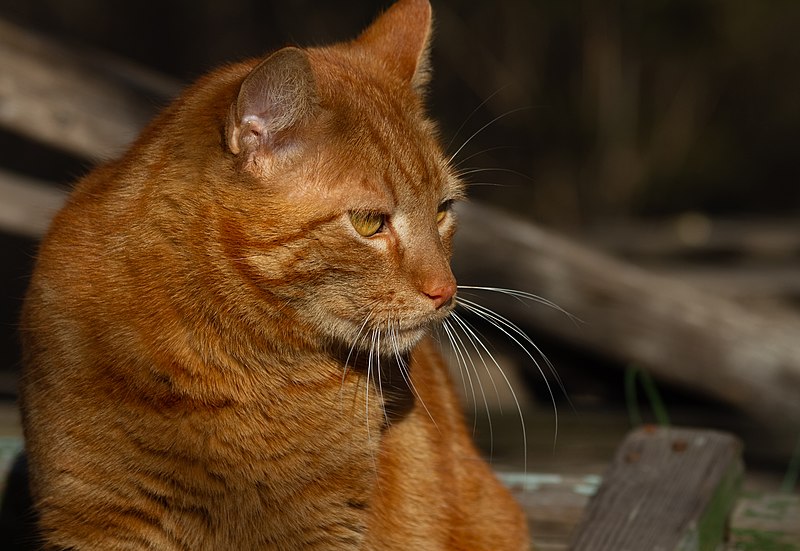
<box><xmin>145</xmin><ymin>372</ymin><xmax>384</xmax><ymax>549</ymax></box>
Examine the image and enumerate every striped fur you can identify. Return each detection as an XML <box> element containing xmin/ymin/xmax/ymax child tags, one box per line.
<box><xmin>19</xmin><ymin>0</ymin><xmax>529</xmax><ymax>549</ymax></box>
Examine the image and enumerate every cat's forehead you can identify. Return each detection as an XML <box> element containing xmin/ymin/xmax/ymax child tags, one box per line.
<box><xmin>256</xmin><ymin>47</ymin><xmax>461</xmax><ymax>212</ymax></box>
<box><xmin>320</xmin><ymin>119</ymin><xmax>457</xmax><ymax>212</ymax></box>
<box><xmin>305</xmin><ymin>154</ymin><xmax>444</xmax><ymax>220</ymax></box>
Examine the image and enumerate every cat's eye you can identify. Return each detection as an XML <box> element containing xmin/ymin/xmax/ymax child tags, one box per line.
<box><xmin>436</xmin><ymin>200</ymin><xmax>453</xmax><ymax>223</ymax></box>
<box><xmin>349</xmin><ymin>211</ymin><xmax>385</xmax><ymax>237</ymax></box>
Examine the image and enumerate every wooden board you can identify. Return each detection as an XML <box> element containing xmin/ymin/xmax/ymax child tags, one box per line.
<box><xmin>570</xmin><ymin>426</ymin><xmax>743</xmax><ymax>551</ymax></box>
<box><xmin>502</xmin><ymin>472</ymin><xmax>600</xmax><ymax>550</ymax></box>
<box><xmin>728</xmin><ymin>493</ymin><xmax>800</xmax><ymax>550</ymax></box>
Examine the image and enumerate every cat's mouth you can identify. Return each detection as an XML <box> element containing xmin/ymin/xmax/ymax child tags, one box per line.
<box><xmin>324</xmin><ymin>299</ymin><xmax>456</xmax><ymax>358</ymax></box>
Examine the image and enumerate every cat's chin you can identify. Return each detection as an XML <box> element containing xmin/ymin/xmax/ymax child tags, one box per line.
<box><xmin>383</xmin><ymin>325</ymin><xmax>429</xmax><ymax>352</ymax></box>
<box><xmin>328</xmin><ymin>320</ymin><xmax>432</xmax><ymax>360</ymax></box>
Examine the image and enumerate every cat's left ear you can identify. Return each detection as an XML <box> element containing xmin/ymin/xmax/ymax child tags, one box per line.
<box><xmin>226</xmin><ymin>47</ymin><xmax>318</xmax><ymax>158</ymax></box>
<box><xmin>355</xmin><ymin>0</ymin><xmax>433</xmax><ymax>91</ymax></box>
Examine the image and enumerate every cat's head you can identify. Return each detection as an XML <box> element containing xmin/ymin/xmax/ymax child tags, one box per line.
<box><xmin>216</xmin><ymin>0</ymin><xmax>460</xmax><ymax>356</ymax></box>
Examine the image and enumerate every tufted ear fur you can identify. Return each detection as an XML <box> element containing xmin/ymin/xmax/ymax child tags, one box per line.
<box><xmin>354</xmin><ymin>0</ymin><xmax>433</xmax><ymax>91</ymax></box>
<box><xmin>225</xmin><ymin>47</ymin><xmax>318</xmax><ymax>157</ymax></box>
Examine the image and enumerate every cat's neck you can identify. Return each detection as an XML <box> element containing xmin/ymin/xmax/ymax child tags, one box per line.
<box><xmin>138</xmin><ymin>292</ymin><xmax>418</xmax><ymax>427</ymax></box>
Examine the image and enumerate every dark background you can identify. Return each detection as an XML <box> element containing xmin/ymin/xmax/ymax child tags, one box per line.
<box><xmin>3</xmin><ymin>0</ymin><xmax>799</xmax><ymax>223</ymax></box>
<box><xmin>1</xmin><ymin>0</ymin><xmax>799</xmax><ymax>485</ymax></box>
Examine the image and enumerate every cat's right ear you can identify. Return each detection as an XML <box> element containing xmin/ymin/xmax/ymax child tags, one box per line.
<box><xmin>225</xmin><ymin>47</ymin><xmax>318</xmax><ymax>158</ymax></box>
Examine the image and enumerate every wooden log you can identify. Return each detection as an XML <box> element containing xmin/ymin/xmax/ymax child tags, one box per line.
<box><xmin>586</xmin><ymin>216</ymin><xmax>800</xmax><ymax>262</ymax></box>
<box><xmin>643</xmin><ymin>265</ymin><xmax>800</xmax><ymax>305</ymax></box>
<box><xmin>0</xmin><ymin>17</ymin><xmax>179</xmax><ymax>160</ymax></box>
<box><xmin>0</xmin><ymin>169</ymin><xmax>67</xmax><ymax>238</ymax></box>
<box><xmin>453</xmin><ymin>201</ymin><xmax>800</xmax><ymax>428</ymax></box>
<box><xmin>569</xmin><ymin>426</ymin><xmax>743</xmax><ymax>551</ymax></box>
<box><xmin>586</xmin><ymin>216</ymin><xmax>800</xmax><ymax>305</ymax></box>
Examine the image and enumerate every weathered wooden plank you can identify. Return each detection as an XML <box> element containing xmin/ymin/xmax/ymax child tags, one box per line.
<box><xmin>501</xmin><ymin>472</ymin><xmax>600</xmax><ymax>551</ymax></box>
<box><xmin>569</xmin><ymin>426</ymin><xmax>743</xmax><ymax>551</ymax></box>
<box><xmin>728</xmin><ymin>493</ymin><xmax>800</xmax><ymax>550</ymax></box>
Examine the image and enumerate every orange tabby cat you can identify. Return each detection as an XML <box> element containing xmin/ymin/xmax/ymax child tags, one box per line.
<box><xmin>19</xmin><ymin>0</ymin><xmax>530</xmax><ymax>549</ymax></box>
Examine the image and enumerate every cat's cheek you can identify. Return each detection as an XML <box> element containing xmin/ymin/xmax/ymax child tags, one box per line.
<box><xmin>437</xmin><ymin>219</ymin><xmax>457</xmax><ymax>257</ymax></box>
<box><xmin>237</xmin><ymin>250</ymin><xmax>294</xmax><ymax>283</ymax></box>
<box><xmin>355</xmin><ymin>228</ymin><xmax>398</xmax><ymax>255</ymax></box>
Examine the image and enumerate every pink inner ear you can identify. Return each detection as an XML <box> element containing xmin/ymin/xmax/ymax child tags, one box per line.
<box><xmin>353</xmin><ymin>0</ymin><xmax>432</xmax><ymax>87</ymax></box>
<box><xmin>226</xmin><ymin>47</ymin><xmax>318</xmax><ymax>156</ymax></box>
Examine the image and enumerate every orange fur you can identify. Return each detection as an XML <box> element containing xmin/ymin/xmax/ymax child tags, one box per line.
<box><xmin>20</xmin><ymin>0</ymin><xmax>530</xmax><ymax>549</ymax></box>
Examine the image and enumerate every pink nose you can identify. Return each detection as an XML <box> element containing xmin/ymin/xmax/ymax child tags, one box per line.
<box><xmin>424</xmin><ymin>280</ymin><xmax>456</xmax><ymax>309</ymax></box>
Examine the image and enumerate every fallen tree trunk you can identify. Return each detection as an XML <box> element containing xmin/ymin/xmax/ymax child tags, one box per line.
<box><xmin>0</xmin><ymin>169</ymin><xmax>67</xmax><ymax>238</ymax></box>
<box><xmin>0</xmin><ymin>18</ymin><xmax>179</xmax><ymax>160</ymax></box>
<box><xmin>453</xmin><ymin>201</ymin><xmax>800</xmax><ymax>427</ymax></box>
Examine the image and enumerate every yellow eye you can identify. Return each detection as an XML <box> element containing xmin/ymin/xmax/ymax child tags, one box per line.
<box><xmin>349</xmin><ymin>211</ymin><xmax>385</xmax><ymax>237</ymax></box>
<box><xmin>436</xmin><ymin>200</ymin><xmax>453</xmax><ymax>223</ymax></box>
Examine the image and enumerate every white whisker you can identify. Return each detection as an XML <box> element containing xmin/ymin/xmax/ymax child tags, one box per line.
<box><xmin>339</xmin><ymin>310</ymin><xmax>377</xmax><ymax>419</ymax></box>
<box><xmin>459</xmin><ymin>182</ymin><xmax>511</xmax><ymax>189</ymax></box>
<box><xmin>375</xmin><ymin>325</ymin><xmax>389</xmax><ymax>427</ymax></box>
<box><xmin>389</xmin><ymin>320</ymin><xmax>440</xmax><ymax>433</ymax></box>
<box><xmin>443</xmin><ymin>318</ymin><xmax>479</xmax><ymax>435</ymax></box>
<box><xmin>458</xmin><ymin>285</ymin><xmax>581</xmax><ymax>325</ymax></box>
<box><xmin>451</xmin><ymin>145</ymin><xmax>520</xmax><ymax>170</ymax></box>
<box><xmin>457</xmin><ymin>286</ymin><xmax>575</xmax><ymax>401</ymax></box>
<box><xmin>449</xmin><ymin>312</ymin><xmax>503</xmax><ymax>409</ymax></box>
<box><xmin>448</xmin><ymin>313</ymin><xmax>496</xmax><ymax>457</ymax></box>
<box><xmin>366</xmin><ymin>328</ymin><xmax>376</xmax><ymax>432</ymax></box>
<box><xmin>450</xmin><ymin>311</ymin><xmax>527</xmax><ymax>473</ymax></box>
<box><xmin>365</xmin><ymin>328</ymin><xmax>380</xmax><ymax>483</ymax></box>
<box><xmin>342</xmin><ymin>312</ymin><xmax>374</xmax><ymax>387</ymax></box>
<box><xmin>457</xmin><ymin>298</ymin><xmax>559</xmax><ymax>454</ymax></box>
<box><xmin>445</xmin><ymin>86</ymin><xmax>510</xmax><ymax>153</ymax></box>
<box><xmin>458</xmin><ymin>296</ymin><xmax>570</xmax><ymax>410</ymax></box>
<box><xmin>442</xmin><ymin>319</ymin><xmax>473</xmax><ymax>410</ymax></box>
<box><xmin>448</xmin><ymin>107</ymin><xmax>531</xmax><ymax>166</ymax></box>
<box><xmin>455</xmin><ymin>167</ymin><xmax>533</xmax><ymax>183</ymax></box>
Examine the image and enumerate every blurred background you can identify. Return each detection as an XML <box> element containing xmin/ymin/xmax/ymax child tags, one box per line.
<box><xmin>2</xmin><ymin>0</ymin><xmax>798</xmax><ymax>223</ymax></box>
<box><xmin>0</xmin><ymin>0</ymin><xmax>799</xmax><ymax>544</ymax></box>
